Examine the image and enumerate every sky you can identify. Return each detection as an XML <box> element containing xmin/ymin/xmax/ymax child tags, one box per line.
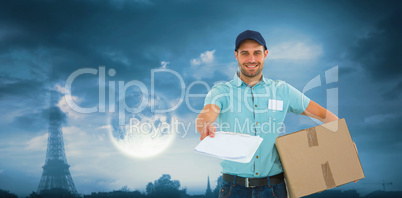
<box><xmin>0</xmin><ymin>0</ymin><xmax>401</xmax><ymax>196</ymax></box>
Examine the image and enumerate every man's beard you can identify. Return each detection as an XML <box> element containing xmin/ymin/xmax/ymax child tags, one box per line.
<box><xmin>239</xmin><ymin>63</ymin><xmax>263</xmax><ymax>78</ymax></box>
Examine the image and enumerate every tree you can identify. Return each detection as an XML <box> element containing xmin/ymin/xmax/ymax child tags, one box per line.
<box><xmin>28</xmin><ymin>191</ymin><xmax>42</xmax><ymax>198</ymax></box>
<box><xmin>120</xmin><ymin>186</ymin><xmax>130</xmax><ymax>192</ymax></box>
<box><xmin>146</xmin><ymin>174</ymin><xmax>187</xmax><ymax>198</ymax></box>
<box><xmin>0</xmin><ymin>189</ymin><xmax>18</xmax><ymax>198</ymax></box>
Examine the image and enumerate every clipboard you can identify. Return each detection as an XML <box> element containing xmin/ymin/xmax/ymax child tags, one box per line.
<box><xmin>194</xmin><ymin>131</ymin><xmax>263</xmax><ymax>163</ymax></box>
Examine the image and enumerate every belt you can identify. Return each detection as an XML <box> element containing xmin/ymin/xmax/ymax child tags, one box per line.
<box><xmin>222</xmin><ymin>172</ymin><xmax>284</xmax><ymax>188</ymax></box>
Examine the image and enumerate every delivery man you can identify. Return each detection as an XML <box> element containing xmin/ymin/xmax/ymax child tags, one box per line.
<box><xmin>196</xmin><ymin>30</ymin><xmax>339</xmax><ymax>198</ymax></box>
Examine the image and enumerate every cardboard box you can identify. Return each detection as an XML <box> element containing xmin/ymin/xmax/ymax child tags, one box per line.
<box><xmin>275</xmin><ymin>119</ymin><xmax>365</xmax><ymax>198</ymax></box>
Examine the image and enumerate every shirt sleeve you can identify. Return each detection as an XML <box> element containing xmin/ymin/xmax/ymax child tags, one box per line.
<box><xmin>287</xmin><ymin>83</ymin><xmax>311</xmax><ymax>115</ymax></box>
<box><xmin>204</xmin><ymin>85</ymin><xmax>226</xmax><ymax>110</ymax></box>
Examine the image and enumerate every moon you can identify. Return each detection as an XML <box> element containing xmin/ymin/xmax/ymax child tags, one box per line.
<box><xmin>109</xmin><ymin>94</ymin><xmax>176</xmax><ymax>158</ymax></box>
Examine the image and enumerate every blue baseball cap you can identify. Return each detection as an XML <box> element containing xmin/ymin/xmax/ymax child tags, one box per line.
<box><xmin>235</xmin><ymin>30</ymin><xmax>267</xmax><ymax>51</ymax></box>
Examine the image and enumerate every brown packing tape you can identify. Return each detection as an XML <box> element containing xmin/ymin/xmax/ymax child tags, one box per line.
<box><xmin>306</xmin><ymin>127</ymin><xmax>318</xmax><ymax>147</ymax></box>
<box><xmin>321</xmin><ymin>161</ymin><xmax>336</xmax><ymax>189</ymax></box>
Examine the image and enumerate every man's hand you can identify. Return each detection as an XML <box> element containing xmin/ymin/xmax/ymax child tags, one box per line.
<box><xmin>196</xmin><ymin>104</ymin><xmax>220</xmax><ymax>140</ymax></box>
<box><xmin>200</xmin><ymin>123</ymin><xmax>216</xmax><ymax>141</ymax></box>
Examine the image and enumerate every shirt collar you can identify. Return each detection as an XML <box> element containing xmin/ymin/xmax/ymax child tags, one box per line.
<box><xmin>234</xmin><ymin>72</ymin><xmax>269</xmax><ymax>87</ymax></box>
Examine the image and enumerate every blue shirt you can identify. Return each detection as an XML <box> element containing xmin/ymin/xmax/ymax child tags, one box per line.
<box><xmin>204</xmin><ymin>73</ymin><xmax>310</xmax><ymax>178</ymax></box>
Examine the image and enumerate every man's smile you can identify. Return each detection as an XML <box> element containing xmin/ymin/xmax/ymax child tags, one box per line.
<box><xmin>244</xmin><ymin>63</ymin><xmax>259</xmax><ymax>69</ymax></box>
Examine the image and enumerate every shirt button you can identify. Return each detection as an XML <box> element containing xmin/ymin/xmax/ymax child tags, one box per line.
<box><xmin>256</xmin><ymin>156</ymin><xmax>259</xmax><ymax>159</ymax></box>
<box><xmin>255</xmin><ymin>105</ymin><xmax>257</xmax><ymax>107</ymax></box>
<box><xmin>256</xmin><ymin>173</ymin><xmax>258</xmax><ymax>175</ymax></box>
<box><xmin>256</xmin><ymin>122</ymin><xmax>258</xmax><ymax>125</ymax></box>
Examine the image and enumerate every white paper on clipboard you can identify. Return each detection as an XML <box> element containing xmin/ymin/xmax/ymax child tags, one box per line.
<box><xmin>194</xmin><ymin>131</ymin><xmax>263</xmax><ymax>163</ymax></box>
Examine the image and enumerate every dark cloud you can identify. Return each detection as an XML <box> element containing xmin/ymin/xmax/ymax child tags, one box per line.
<box><xmin>338</xmin><ymin>66</ymin><xmax>358</xmax><ymax>76</ymax></box>
<box><xmin>382</xmin><ymin>81</ymin><xmax>402</xmax><ymax>100</ymax></box>
<box><xmin>0</xmin><ymin>0</ymin><xmax>239</xmax><ymax>80</ymax></box>
<box><xmin>11</xmin><ymin>111</ymin><xmax>48</xmax><ymax>132</ymax></box>
<box><xmin>347</xmin><ymin>10</ymin><xmax>402</xmax><ymax>81</ymax></box>
<box><xmin>11</xmin><ymin>104</ymin><xmax>67</xmax><ymax>133</ymax></box>
<box><xmin>354</xmin><ymin>113</ymin><xmax>402</xmax><ymax>154</ymax></box>
<box><xmin>1</xmin><ymin>79</ymin><xmax>67</xmax><ymax>134</ymax></box>
<box><xmin>0</xmin><ymin>0</ymin><xmax>243</xmax><ymax>110</ymax></box>
<box><xmin>0</xmin><ymin>76</ymin><xmax>46</xmax><ymax>99</ymax></box>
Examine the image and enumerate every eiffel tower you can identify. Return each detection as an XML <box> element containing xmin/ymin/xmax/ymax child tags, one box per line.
<box><xmin>37</xmin><ymin>90</ymin><xmax>77</xmax><ymax>195</ymax></box>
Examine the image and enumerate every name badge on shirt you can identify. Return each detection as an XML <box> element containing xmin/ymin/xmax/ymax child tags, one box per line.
<box><xmin>268</xmin><ymin>99</ymin><xmax>283</xmax><ymax>111</ymax></box>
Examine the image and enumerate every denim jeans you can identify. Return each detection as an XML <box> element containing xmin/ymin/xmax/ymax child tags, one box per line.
<box><xmin>218</xmin><ymin>177</ymin><xmax>288</xmax><ymax>198</ymax></box>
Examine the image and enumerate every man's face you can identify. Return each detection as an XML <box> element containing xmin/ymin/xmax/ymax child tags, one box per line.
<box><xmin>235</xmin><ymin>39</ymin><xmax>268</xmax><ymax>78</ymax></box>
